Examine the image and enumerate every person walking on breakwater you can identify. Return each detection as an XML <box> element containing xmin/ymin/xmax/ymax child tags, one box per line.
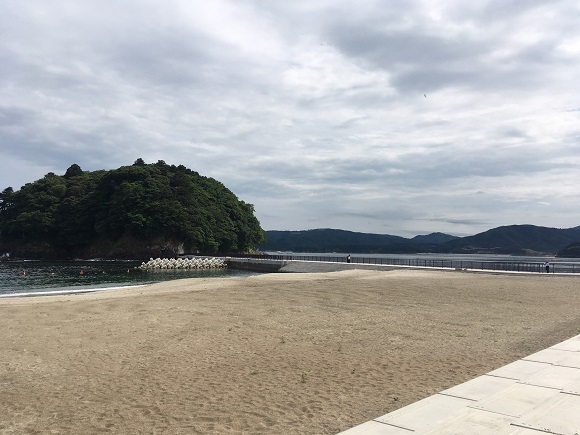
<box><xmin>545</xmin><ymin>262</ymin><xmax>550</xmax><ymax>273</ymax></box>
<box><xmin>347</xmin><ymin>255</ymin><xmax>351</xmax><ymax>263</ymax></box>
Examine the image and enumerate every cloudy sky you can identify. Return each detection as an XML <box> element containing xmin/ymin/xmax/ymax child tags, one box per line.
<box><xmin>1</xmin><ymin>1</ymin><xmax>579</xmax><ymax>237</ymax></box>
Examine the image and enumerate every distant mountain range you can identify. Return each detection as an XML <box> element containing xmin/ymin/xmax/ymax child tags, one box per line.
<box><xmin>259</xmin><ymin>225</ymin><xmax>580</xmax><ymax>256</ymax></box>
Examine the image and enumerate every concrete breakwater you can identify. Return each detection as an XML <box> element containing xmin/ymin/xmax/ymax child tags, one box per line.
<box><xmin>138</xmin><ymin>257</ymin><xmax>399</xmax><ymax>273</ymax></box>
<box><xmin>226</xmin><ymin>258</ymin><xmax>289</xmax><ymax>273</ymax></box>
<box><xmin>138</xmin><ymin>257</ymin><xmax>227</xmax><ymax>270</ymax></box>
<box><xmin>226</xmin><ymin>257</ymin><xmax>399</xmax><ymax>273</ymax></box>
<box><xmin>139</xmin><ymin>257</ymin><xmax>286</xmax><ymax>272</ymax></box>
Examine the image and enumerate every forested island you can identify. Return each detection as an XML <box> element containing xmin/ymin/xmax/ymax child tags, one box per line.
<box><xmin>0</xmin><ymin>160</ymin><xmax>266</xmax><ymax>259</ymax></box>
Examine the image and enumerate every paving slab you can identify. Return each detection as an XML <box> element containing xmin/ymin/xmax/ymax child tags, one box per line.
<box><xmin>503</xmin><ymin>427</ymin><xmax>553</xmax><ymax>435</ymax></box>
<box><xmin>512</xmin><ymin>392</ymin><xmax>580</xmax><ymax>434</ymax></box>
<box><xmin>422</xmin><ymin>408</ymin><xmax>517</xmax><ymax>435</ymax></box>
<box><xmin>440</xmin><ymin>374</ymin><xmax>516</xmax><ymax>401</ymax></box>
<box><xmin>523</xmin><ymin>348</ymin><xmax>575</xmax><ymax>365</ymax></box>
<box><xmin>563</xmin><ymin>378</ymin><xmax>580</xmax><ymax>396</ymax></box>
<box><xmin>521</xmin><ymin>365</ymin><xmax>580</xmax><ymax>390</ymax></box>
<box><xmin>554</xmin><ymin>351</ymin><xmax>580</xmax><ymax>369</ymax></box>
<box><xmin>469</xmin><ymin>383</ymin><xmax>561</xmax><ymax>418</ymax></box>
<box><xmin>488</xmin><ymin>359</ymin><xmax>551</xmax><ymax>382</ymax></box>
<box><xmin>338</xmin><ymin>420</ymin><xmax>412</xmax><ymax>434</ymax></box>
<box><xmin>551</xmin><ymin>337</ymin><xmax>580</xmax><ymax>352</ymax></box>
<box><xmin>374</xmin><ymin>394</ymin><xmax>472</xmax><ymax>432</ymax></box>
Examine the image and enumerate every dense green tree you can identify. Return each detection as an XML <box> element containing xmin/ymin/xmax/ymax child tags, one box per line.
<box><xmin>557</xmin><ymin>241</ymin><xmax>580</xmax><ymax>258</ymax></box>
<box><xmin>0</xmin><ymin>161</ymin><xmax>266</xmax><ymax>258</ymax></box>
<box><xmin>0</xmin><ymin>187</ymin><xmax>14</xmax><ymax>213</ymax></box>
<box><xmin>64</xmin><ymin>164</ymin><xmax>83</xmax><ymax>178</ymax></box>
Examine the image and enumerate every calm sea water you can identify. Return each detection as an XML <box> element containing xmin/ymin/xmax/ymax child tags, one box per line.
<box><xmin>2</xmin><ymin>253</ymin><xmax>579</xmax><ymax>297</ymax></box>
<box><xmin>0</xmin><ymin>260</ymin><xmax>259</xmax><ymax>297</ymax></box>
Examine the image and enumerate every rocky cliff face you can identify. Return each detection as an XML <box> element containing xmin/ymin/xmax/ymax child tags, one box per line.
<box><xmin>2</xmin><ymin>236</ymin><xmax>187</xmax><ymax>260</ymax></box>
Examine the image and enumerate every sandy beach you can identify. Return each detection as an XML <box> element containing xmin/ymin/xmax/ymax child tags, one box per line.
<box><xmin>1</xmin><ymin>269</ymin><xmax>580</xmax><ymax>434</ymax></box>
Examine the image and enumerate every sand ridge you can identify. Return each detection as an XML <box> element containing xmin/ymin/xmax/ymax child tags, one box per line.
<box><xmin>1</xmin><ymin>269</ymin><xmax>580</xmax><ymax>434</ymax></box>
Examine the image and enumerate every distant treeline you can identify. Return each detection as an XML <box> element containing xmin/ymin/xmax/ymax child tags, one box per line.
<box><xmin>558</xmin><ymin>242</ymin><xmax>580</xmax><ymax>258</ymax></box>
<box><xmin>260</xmin><ymin>226</ymin><xmax>580</xmax><ymax>256</ymax></box>
<box><xmin>0</xmin><ymin>159</ymin><xmax>266</xmax><ymax>259</ymax></box>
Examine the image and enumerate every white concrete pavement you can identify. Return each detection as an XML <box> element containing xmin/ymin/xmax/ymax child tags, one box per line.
<box><xmin>338</xmin><ymin>334</ymin><xmax>580</xmax><ymax>434</ymax></box>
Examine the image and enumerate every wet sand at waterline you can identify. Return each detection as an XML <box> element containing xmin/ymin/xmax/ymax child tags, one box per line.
<box><xmin>1</xmin><ymin>269</ymin><xmax>580</xmax><ymax>434</ymax></box>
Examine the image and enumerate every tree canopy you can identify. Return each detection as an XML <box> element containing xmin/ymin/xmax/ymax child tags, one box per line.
<box><xmin>0</xmin><ymin>161</ymin><xmax>266</xmax><ymax>258</ymax></box>
<box><xmin>557</xmin><ymin>241</ymin><xmax>580</xmax><ymax>258</ymax></box>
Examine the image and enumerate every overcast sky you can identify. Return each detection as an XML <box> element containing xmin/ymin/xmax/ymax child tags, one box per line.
<box><xmin>1</xmin><ymin>1</ymin><xmax>579</xmax><ymax>237</ymax></box>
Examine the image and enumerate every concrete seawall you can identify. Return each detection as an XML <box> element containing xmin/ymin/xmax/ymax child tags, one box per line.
<box><xmin>226</xmin><ymin>258</ymin><xmax>559</xmax><ymax>275</ymax></box>
<box><xmin>227</xmin><ymin>258</ymin><xmax>400</xmax><ymax>273</ymax></box>
<box><xmin>227</xmin><ymin>258</ymin><xmax>289</xmax><ymax>273</ymax></box>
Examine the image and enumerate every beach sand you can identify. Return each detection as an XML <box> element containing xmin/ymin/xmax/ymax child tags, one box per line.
<box><xmin>1</xmin><ymin>269</ymin><xmax>580</xmax><ymax>434</ymax></box>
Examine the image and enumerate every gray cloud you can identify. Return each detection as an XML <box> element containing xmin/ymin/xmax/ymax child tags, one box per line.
<box><xmin>1</xmin><ymin>0</ymin><xmax>579</xmax><ymax>237</ymax></box>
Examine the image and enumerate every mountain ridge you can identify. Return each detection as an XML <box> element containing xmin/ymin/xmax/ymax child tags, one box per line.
<box><xmin>260</xmin><ymin>225</ymin><xmax>580</xmax><ymax>256</ymax></box>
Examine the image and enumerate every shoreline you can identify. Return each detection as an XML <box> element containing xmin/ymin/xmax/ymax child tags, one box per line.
<box><xmin>2</xmin><ymin>269</ymin><xmax>580</xmax><ymax>434</ymax></box>
<box><xmin>0</xmin><ymin>262</ymin><xmax>572</xmax><ymax>300</ymax></box>
<box><xmin>0</xmin><ymin>263</ymin><xmax>257</xmax><ymax>299</ymax></box>
<box><xmin>0</xmin><ymin>262</ymin><xmax>575</xmax><ymax>300</ymax></box>
<box><xmin>0</xmin><ymin>284</ymin><xmax>147</xmax><ymax>299</ymax></box>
